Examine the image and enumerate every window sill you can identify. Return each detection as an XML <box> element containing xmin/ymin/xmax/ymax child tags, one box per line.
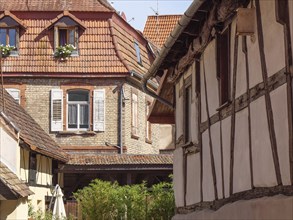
<box><xmin>145</xmin><ymin>138</ymin><xmax>152</xmax><ymax>144</ymax></box>
<box><xmin>5</xmin><ymin>51</ymin><xmax>19</xmax><ymax>57</ymax></box>
<box><xmin>216</xmin><ymin>100</ymin><xmax>231</xmax><ymax>111</ymax></box>
<box><xmin>56</xmin><ymin>131</ymin><xmax>96</xmax><ymax>136</ymax></box>
<box><xmin>131</xmin><ymin>134</ymin><xmax>139</xmax><ymax>140</ymax></box>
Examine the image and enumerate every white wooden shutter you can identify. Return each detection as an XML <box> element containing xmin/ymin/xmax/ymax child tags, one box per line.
<box><xmin>51</xmin><ymin>89</ymin><xmax>63</xmax><ymax>131</ymax></box>
<box><xmin>93</xmin><ymin>89</ymin><xmax>105</xmax><ymax>131</ymax></box>
<box><xmin>6</xmin><ymin>88</ymin><xmax>20</xmax><ymax>104</ymax></box>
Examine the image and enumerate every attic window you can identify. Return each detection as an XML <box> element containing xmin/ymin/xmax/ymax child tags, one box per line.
<box><xmin>134</xmin><ymin>40</ymin><xmax>143</xmax><ymax>65</ymax></box>
<box><xmin>54</xmin><ymin>17</ymin><xmax>80</xmax><ymax>56</ymax></box>
<box><xmin>0</xmin><ymin>17</ymin><xmax>20</xmax><ymax>55</ymax></box>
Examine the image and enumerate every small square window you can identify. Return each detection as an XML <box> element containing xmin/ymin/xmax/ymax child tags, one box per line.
<box><xmin>134</xmin><ymin>40</ymin><xmax>143</xmax><ymax>65</ymax></box>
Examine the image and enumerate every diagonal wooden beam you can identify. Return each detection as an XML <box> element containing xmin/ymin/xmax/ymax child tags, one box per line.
<box><xmin>255</xmin><ymin>0</ymin><xmax>282</xmax><ymax>185</ymax></box>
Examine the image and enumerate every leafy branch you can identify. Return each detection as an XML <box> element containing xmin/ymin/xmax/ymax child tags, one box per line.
<box><xmin>54</xmin><ymin>44</ymin><xmax>76</xmax><ymax>60</ymax></box>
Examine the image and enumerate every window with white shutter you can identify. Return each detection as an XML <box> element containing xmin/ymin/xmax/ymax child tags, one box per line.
<box><xmin>51</xmin><ymin>89</ymin><xmax>63</xmax><ymax>131</ymax></box>
<box><xmin>93</xmin><ymin>89</ymin><xmax>105</xmax><ymax>132</ymax></box>
<box><xmin>6</xmin><ymin>88</ymin><xmax>20</xmax><ymax>104</ymax></box>
<box><xmin>67</xmin><ymin>90</ymin><xmax>89</xmax><ymax>130</ymax></box>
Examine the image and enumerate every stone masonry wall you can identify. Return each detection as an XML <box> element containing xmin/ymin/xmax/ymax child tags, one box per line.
<box><xmin>123</xmin><ymin>83</ymin><xmax>160</xmax><ymax>154</ymax></box>
<box><xmin>5</xmin><ymin>78</ymin><xmax>161</xmax><ymax>154</ymax></box>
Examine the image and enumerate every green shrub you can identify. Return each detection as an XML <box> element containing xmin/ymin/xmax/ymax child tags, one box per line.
<box><xmin>74</xmin><ymin>179</ymin><xmax>175</xmax><ymax>220</ymax></box>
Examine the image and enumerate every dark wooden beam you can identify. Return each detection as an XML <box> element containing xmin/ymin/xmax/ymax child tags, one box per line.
<box><xmin>255</xmin><ymin>0</ymin><xmax>282</xmax><ymax>186</ymax></box>
<box><xmin>148</xmin><ymin>115</ymin><xmax>175</xmax><ymax>124</ymax></box>
<box><xmin>200</xmin><ymin>68</ymin><xmax>287</xmax><ymax>134</ymax></box>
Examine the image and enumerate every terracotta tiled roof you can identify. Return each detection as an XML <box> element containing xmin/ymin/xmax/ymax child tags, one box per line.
<box><xmin>1</xmin><ymin>12</ymin><xmax>151</xmax><ymax>75</ymax></box>
<box><xmin>0</xmin><ymin>162</ymin><xmax>33</xmax><ymax>199</ymax></box>
<box><xmin>110</xmin><ymin>19</ymin><xmax>151</xmax><ymax>74</ymax></box>
<box><xmin>0</xmin><ymin>90</ymin><xmax>68</xmax><ymax>162</ymax></box>
<box><xmin>143</xmin><ymin>15</ymin><xmax>182</xmax><ymax>48</ymax></box>
<box><xmin>0</xmin><ymin>0</ymin><xmax>114</xmax><ymax>12</ymax></box>
<box><xmin>67</xmin><ymin>154</ymin><xmax>173</xmax><ymax>165</ymax></box>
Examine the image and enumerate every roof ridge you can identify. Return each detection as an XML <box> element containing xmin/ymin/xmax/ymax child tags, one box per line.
<box><xmin>98</xmin><ymin>0</ymin><xmax>115</xmax><ymax>12</ymax></box>
<box><xmin>108</xmin><ymin>18</ymin><xmax>131</xmax><ymax>72</ymax></box>
<box><xmin>147</xmin><ymin>14</ymin><xmax>182</xmax><ymax>17</ymax></box>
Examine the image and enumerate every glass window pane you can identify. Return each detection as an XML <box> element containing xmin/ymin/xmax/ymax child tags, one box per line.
<box><xmin>134</xmin><ymin>42</ymin><xmax>142</xmax><ymax>63</ymax></box>
<box><xmin>68</xmin><ymin>29</ymin><xmax>75</xmax><ymax>45</ymax></box>
<box><xmin>59</xmin><ymin>29</ymin><xmax>67</xmax><ymax>46</ymax></box>
<box><xmin>6</xmin><ymin>88</ymin><xmax>20</xmax><ymax>104</ymax></box>
<box><xmin>68</xmin><ymin>91</ymin><xmax>89</xmax><ymax>101</ymax></box>
<box><xmin>0</xmin><ymin>29</ymin><xmax>6</xmax><ymax>45</ymax></box>
<box><xmin>8</xmin><ymin>29</ymin><xmax>16</xmax><ymax>47</ymax></box>
<box><xmin>68</xmin><ymin>104</ymin><xmax>77</xmax><ymax>128</ymax></box>
<box><xmin>79</xmin><ymin>104</ymin><xmax>89</xmax><ymax>128</ymax></box>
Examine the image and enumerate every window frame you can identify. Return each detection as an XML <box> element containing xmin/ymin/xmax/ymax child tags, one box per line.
<box><xmin>5</xmin><ymin>88</ymin><xmax>20</xmax><ymax>104</ymax></box>
<box><xmin>66</xmin><ymin>89</ymin><xmax>90</xmax><ymax>131</ymax></box>
<box><xmin>0</xmin><ymin>27</ymin><xmax>19</xmax><ymax>55</ymax></box>
<box><xmin>54</xmin><ymin>26</ymin><xmax>78</xmax><ymax>56</ymax></box>
<box><xmin>183</xmin><ymin>76</ymin><xmax>192</xmax><ymax>144</ymax></box>
<box><xmin>145</xmin><ymin>100</ymin><xmax>152</xmax><ymax>143</ymax></box>
<box><xmin>134</xmin><ymin>40</ymin><xmax>143</xmax><ymax>66</ymax></box>
<box><xmin>131</xmin><ymin>90</ymin><xmax>139</xmax><ymax>138</ymax></box>
<box><xmin>29</xmin><ymin>153</ymin><xmax>37</xmax><ymax>185</ymax></box>
<box><xmin>216</xmin><ymin>26</ymin><xmax>231</xmax><ymax>106</ymax></box>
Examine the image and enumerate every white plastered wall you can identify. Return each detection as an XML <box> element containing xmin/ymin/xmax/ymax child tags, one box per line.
<box><xmin>173</xmin><ymin>195</ymin><xmax>293</xmax><ymax>220</ymax></box>
<box><xmin>0</xmin><ymin>198</ymin><xmax>28</xmax><ymax>220</ymax></box>
<box><xmin>270</xmin><ymin>84</ymin><xmax>290</xmax><ymax>185</ymax></box>
<box><xmin>233</xmin><ymin>108</ymin><xmax>251</xmax><ymax>193</ymax></box>
<box><xmin>202</xmin><ymin>40</ymin><xmax>219</xmax><ymax>116</ymax></box>
<box><xmin>260</xmin><ymin>0</ymin><xmax>285</xmax><ymax>77</ymax></box>
<box><xmin>230</xmin><ymin>20</ymin><xmax>247</xmax><ymax>99</ymax></box>
<box><xmin>173</xmin><ymin>147</ymin><xmax>184</xmax><ymax>207</ymax></box>
<box><xmin>250</xmin><ymin>96</ymin><xmax>277</xmax><ymax>187</ymax></box>
<box><xmin>186</xmin><ymin>153</ymin><xmax>201</xmax><ymax>205</ymax></box>
<box><xmin>0</xmin><ymin>124</ymin><xmax>18</xmax><ymax>174</ymax></box>
<box><xmin>221</xmin><ymin>116</ymin><xmax>231</xmax><ymax>198</ymax></box>
<box><xmin>210</xmin><ymin>123</ymin><xmax>223</xmax><ymax>199</ymax></box>
<box><xmin>202</xmin><ymin>130</ymin><xmax>215</xmax><ymax>201</ymax></box>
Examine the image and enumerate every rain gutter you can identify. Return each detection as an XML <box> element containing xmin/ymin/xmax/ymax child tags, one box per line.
<box><xmin>141</xmin><ymin>0</ymin><xmax>205</xmax><ymax>107</ymax></box>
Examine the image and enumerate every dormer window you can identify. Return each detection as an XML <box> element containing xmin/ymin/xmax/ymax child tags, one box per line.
<box><xmin>45</xmin><ymin>12</ymin><xmax>86</xmax><ymax>58</ymax></box>
<box><xmin>0</xmin><ymin>12</ymin><xmax>27</xmax><ymax>56</ymax></box>
<box><xmin>54</xmin><ymin>18</ymin><xmax>79</xmax><ymax>56</ymax></box>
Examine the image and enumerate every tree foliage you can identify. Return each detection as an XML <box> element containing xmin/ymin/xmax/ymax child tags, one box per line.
<box><xmin>74</xmin><ymin>179</ymin><xmax>175</xmax><ymax>220</ymax></box>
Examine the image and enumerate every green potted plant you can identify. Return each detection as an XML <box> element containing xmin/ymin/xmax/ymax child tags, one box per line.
<box><xmin>0</xmin><ymin>44</ymin><xmax>16</xmax><ymax>57</ymax></box>
<box><xmin>54</xmin><ymin>44</ymin><xmax>76</xmax><ymax>61</ymax></box>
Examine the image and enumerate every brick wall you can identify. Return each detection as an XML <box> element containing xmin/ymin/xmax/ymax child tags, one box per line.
<box><xmin>123</xmin><ymin>84</ymin><xmax>160</xmax><ymax>154</ymax></box>
<box><xmin>5</xmin><ymin>78</ymin><xmax>162</xmax><ymax>154</ymax></box>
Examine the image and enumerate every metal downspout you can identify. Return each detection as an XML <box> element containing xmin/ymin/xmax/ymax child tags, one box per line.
<box><xmin>118</xmin><ymin>85</ymin><xmax>123</xmax><ymax>154</ymax></box>
<box><xmin>141</xmin><ymin>0</ymin><xmax>205</xmax><ymax>106</ymax></box>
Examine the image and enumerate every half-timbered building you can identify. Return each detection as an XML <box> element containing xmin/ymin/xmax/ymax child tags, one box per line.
<box><xmin>145</xmin><ymin>0</ymin><xmax>293</xmax><ymax>219</ymax></box>
<box><xmin>0</xmin><ymin>89</ymin><xmax>68</xmax><ymax>219</ymax></box>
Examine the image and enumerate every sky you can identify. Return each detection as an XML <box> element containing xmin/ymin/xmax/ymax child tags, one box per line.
<box><xmin>110</xmin><ymin>0</ymin><xmax>193</xmax><ymax>31</ymax></box>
